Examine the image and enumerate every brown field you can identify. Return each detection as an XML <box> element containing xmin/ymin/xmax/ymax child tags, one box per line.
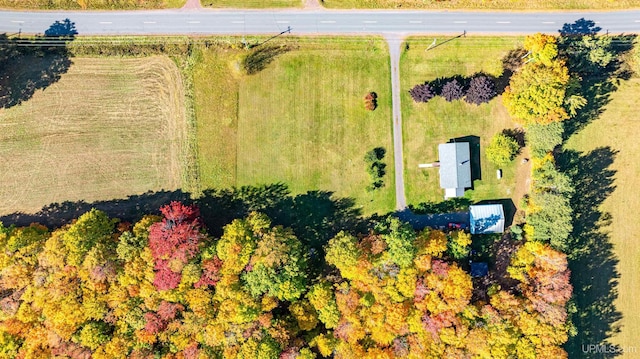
<box><xmin>0</xmin><ymin>0</ymin><xmax>186</xmax><ymax>9</ymax></box>
<box><xmin>0</xmin><ymin>56</ymin><xmax>187</xmax><ymax>215</ymax></box>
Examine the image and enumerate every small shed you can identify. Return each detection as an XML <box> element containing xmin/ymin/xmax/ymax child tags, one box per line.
<box><xmin>438</xmin><ymin>142</ymin><xmax>472</xmax><ymax>199</ymax></box>
<box><xmin>470</xmin><ymin>262</ymin><xmax>489</xmax><ymax>277</ymax></box>
<box><xmin>469</xmin><ymin>204</ymin><xmax>505</xmax><ymax>234</ymax></box>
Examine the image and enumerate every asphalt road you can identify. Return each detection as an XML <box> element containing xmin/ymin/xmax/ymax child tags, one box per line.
<box><xmin>0</xmin><ymin>9</ymin><xmax>640</xmax><ymax>36</ymax></box>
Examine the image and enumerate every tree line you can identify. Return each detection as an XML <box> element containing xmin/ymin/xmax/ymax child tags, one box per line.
<box><xmin>0</xmin><ymin>200</ymin><xmax>571</xmax><ymax>358</ymax></box>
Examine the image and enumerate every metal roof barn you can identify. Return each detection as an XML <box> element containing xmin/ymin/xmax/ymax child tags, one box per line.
<box><xmin>469</xmin><ymin>204</ymin><xmax>505</xmax><ymax>234</ymax></box>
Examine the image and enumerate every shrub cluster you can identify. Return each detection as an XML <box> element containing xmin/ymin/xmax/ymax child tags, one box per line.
<box><xmin>464</xmin><ymin>76</ymin><xmax>497</xmax><ymax>105</ymax></box>
<box><xmin>364</xmin><ymin>92</ymin><xmax>378</xmax><ymax>111</ymax></box>
<box><xmin>409</xmin><ymin>197</ymin><xmax>472</xmax><ymax>215</ymax></box>
<box><xmin>440</xmin><ymin>79</ymin><xmax>465</xmax><ymax>101</ymax></box>
<box><xmin>409</xmin><ymin>75</ymin><xmax>496</xmax><ymax>105</ymax></box>
<box><xmin>408</xmin><ymin>82</ymin><xmax>435</xmax><ymax>103</ymax></box>
<box><xmin>364</xmin><ymin>147</ymin><xmax>386</xmax><ymax>191</ymax></box>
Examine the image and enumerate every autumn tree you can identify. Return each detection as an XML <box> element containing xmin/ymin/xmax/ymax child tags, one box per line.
<box><xmin>525</xmin><ymin>122</ymin><xmax>564</xmax><ymax>157</ymax></box>
<box><xmin>486</xmin><ymin>132</ymin><xmax>520</xmax><ymax>167</ymax></box>
<box><xmin>241</xmin><ymin>214</ymin><xmax>308</xmax><ymax>301</ymax></box>
<box><xmin>508</xmin><ymin>241</ymin><xmax>572</xmax><ymax>329</ymax></box>
<box><xmin>523</xmin><ymin>33</ymin><xmax>559</xmax><ymax>66</ymax></box>
<box><xmin>503</xmin><ymin>33</ymin><xmax>573</xmax><ymax>125</ymax></box>
<box><xmin>148</xmin><ymin>201</ymin><xmax>203</xmax><ymax>291</ymax></box>
<box><xmin>503</xmin><ymin>59</ymin><xmax>570</xmax><ymax>125</ymax></box>
<box><xmin>0</xmin><ymin>201</ymin><xmax>573</xmax><ymax>358</ymax></box>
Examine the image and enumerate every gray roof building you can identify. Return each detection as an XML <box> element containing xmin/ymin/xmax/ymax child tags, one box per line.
<box><xmin>438</xmin><ymin>142</ymin><xmax>472</xmax><ymax>198</ymax></box>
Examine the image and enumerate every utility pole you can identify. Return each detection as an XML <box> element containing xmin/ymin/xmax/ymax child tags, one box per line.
<box><xmin>250</xmin><ymin>26</ymin><xmax>291</xmax><ymax>49</ymax></box>
<box><xmin>425</xmin><ymin>31</ymin><xmax>466</xmax><ymax>52</ymax></box>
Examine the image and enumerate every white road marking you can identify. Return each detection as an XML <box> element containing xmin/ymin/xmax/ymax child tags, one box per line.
<box><xmin>320</xmin><ymin>20</ymin><xmax>336</xmax><ymax>24</ymax></box>
<box><xmin>409</xmin><ymin>20</ymin><xmax>422</xmax><ymax>24</ymax></box>
<box><xmin>635</xmin><ymin>20</ymin><xmax>640</xmax><ymax>22</ymax></box>
<box><xmin>453</xmin><ymin>21</ymin><xmax>467</xmax><ymax>24</ymax></box>
<box><xmin>595</xmin><ymin>21</ymin><xmax>601</xmax><ymax>24</ymax></box>
<box><xmin>363</xmin><ymin>20</ymin><xmax>377</xmax><ymax>24</ymax></box>
<box><xmin>187</xmin><ymin>21</ymin><xmax>200</xmax><ymax>24</ymax></box>
<box><xmin>143</xmin><ymin>21</ymin><xmax>156</xmax><ymax>24</ymax></box>
<box><xmin>276</xmin><ymin>20</ymin><xmax>290</xmax><ymax>24</ymax></box>
<box><xmin>10</xmin><ymin>20</ymin><xmax>24</xmax><ymax>23</ymax></box>
<box><xmin>542</xmin><ymin>21</ymin><xmax>555</xmax><ymax>24</ymax></box>
<box><xmin>231</xmin><ymin>20</ymin><xmax>244</xmax><ymax>24</ymax></box>
<box><xmin>496</xmin><ymin>21</ymin><xmax>511</xmax><ymax>24</ymax></box>
<box><xmin>99</xmin><ymin>21</ymin><xmax>112</xmax><ymax>24</ymax></box>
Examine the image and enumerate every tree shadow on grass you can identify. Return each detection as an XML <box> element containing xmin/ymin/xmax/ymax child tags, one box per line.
<box><xmin>242</xmin><ymin>44</ymin><xmax>290</xmax><ymax>75</ymax></box>
<box><xmin>558</xmin><ymin>147</ymin><xmax>622</xmax><ymax>358</ymax></box>
<box><xmin>197</xmin><ymin>184</ymin><xmax>367</xmax><ymax>273</ymax></box>
<box><xmin>558</xmin><ymin>19</ymin><xmax>636</xmax><ymax>138</ymax></box>
<box><xmin>0</xmin><ymin>183</ymin><xmax>366</xmax><ymax>272</ymax></box>
<box><xmin>0</xmin><ymin>19</ymin><xmax>77</xmax><ymax>109</ymax></box>
<box><xmin>0</xmin><ymin>190</ymin><xmax>191</xmax><ymax>229</ymax></box>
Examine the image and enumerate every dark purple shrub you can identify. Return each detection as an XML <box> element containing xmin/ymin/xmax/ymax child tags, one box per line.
<box><xmin>464</xmin><ymin>76</ymin><xmax>496</xmax><ymax>105</ymax></box>
<box><xmin>441</xmin><ymin>79</ymin><xmax>465</xmax><ymax>102</ymax></box>
<box><xmin>409</xmin><ymin>83</ymin><xmax>435</xmax><ymax>103</ymax></box>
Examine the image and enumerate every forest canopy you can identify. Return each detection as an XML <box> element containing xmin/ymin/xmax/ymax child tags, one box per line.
<box><xmin>0</xmin><ymin>201</ymin><xmax>571</xmax><ymax>358</ymax></box>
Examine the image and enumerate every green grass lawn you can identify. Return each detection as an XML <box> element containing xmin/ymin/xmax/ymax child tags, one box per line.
<box><xmin>322</xmin><ymin>0</ymin><xmax>638</xmax><ymax>9</ymax></box>
<box><xmin>400</xmin><ymin>36</ymin><xmax>525</xmax><ymax>207</ymax></box>
<box><xmin>0</xmin><ymin>0</ymin><xmax>186</xmax><ymax>9</ymax></box>
<box><xmin>564</xmin><ymin>78</ymin><xmax>640</xmax><ymax>358</ymax></box>
<box><xmin>193</xmin><ymin>38</ymin><xmax>395</xmax><ymax>215</ymax></box>
<box><xmin>202</xmin><ymin>0</ymin><xmax>302</xmax><ymax>7</ymax></box>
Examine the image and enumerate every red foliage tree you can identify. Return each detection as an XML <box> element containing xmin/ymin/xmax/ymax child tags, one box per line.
<box><xmin>148</xmin><ymin>202</ymin><xmax>203</xmax><ymax>291</ymax></box>
<box><xmin>144</xmin><ymin>312</ymin><xmax>166</xmax><ymax>335</ymax></box>
<box><xmin>195</xmin><ymin>256</ymin><xmax>223</xmax><ymax>288</ymax></box>
<box><xmin>153</xmin><ymin>263</ymin><xmax>183</xmax><ymax>291</ymax></box>
<box><xmin>184</xmin><ymin>343</ymin><xmax>200</xmax><ymax>359</ymax></box>
<box><xmin>157</xmin><ymin>300</ymin><xmax>184</xmax><ymax>322</ymax></box>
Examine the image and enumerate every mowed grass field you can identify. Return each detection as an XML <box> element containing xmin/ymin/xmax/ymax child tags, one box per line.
<box><xmin>202</xmin><ymin>0</ymin><xmax>302</xmax><ymax>7</ymax></box>
<box><xmin>322</xmin><ymin>0</ymin><xmax>638</xmax><ymax>9</ymax></box>
<box><xmin>0</xmin><ymin>0</ymin><xmax>186</xmax><ymax>9</ymax></box>
<box><xmin>565</xmin><ymin>79</ymin><xmax>640</xmax><ymax>357</ymax></box>
<box><xmin>193</xmin><ymin>38</ymin><xmax>395</xmax><ymax>214</ymax></box>
<box><xmin>0</xmin><ymin>56</ymin><xmax>187</xmax><ymax>215</ymax></box>
<box><xmin>401</xmin><ymin>36</ymin><xmax>525</xmax><ymax>206</ymax></box>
